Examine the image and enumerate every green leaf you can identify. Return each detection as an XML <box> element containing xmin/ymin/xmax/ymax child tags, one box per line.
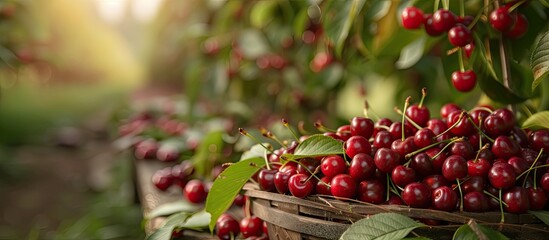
<box><xmin>402</xmin><ymin>238</ymin><xmax>431</xmax><ymax>240</ymax></box>
<box><xmin>531</xmin><ymin>31</ymin><xmax>549</xmax><ymax>90</ymax></box>
<box><xmin>529</xmin><ymin>211</ymin><xmax>549</xmax><ymax>226</ymax></box>
<box><xmin>339</xmin><ymin>213</ymin><xmax>425</xmax><ymax>240</ymax></box>
<box><xmin>205</xmin><ymin>157</ymin><xmax>266</xmax><ymax>232</ymax></box>
<box><xmin>453</xmin><ymin>222</ymin><xmax>508</xmax><ymax>240</ymax></box>
<box><xmin>191</xmin><ymin>130</ymin><xmax>224</xmax><ymax>177</ymax></box>
<box><xmin>522</xmin><ymin>111</ymin><xmax>549</xmax><ymax>130</ymax></box>
<box><xmin>395</xmin><ymin>36</ymin><xmax>426</xmax><ymax>69</ymax></box>
<box><xmin>250</xmin><ymin>1</ymin><xmax>277</xmax><ymax>28</ymax></box>
<box><xmin>146</xmin><ymin>201</ymin><xmax>202</xmax><ymax>219</ymax></box>
<box><xmin>146</xmin><ymin>212</ymin><xmax>189</xmax><ymax>240</ymax></box>
<box><xmin>281</xmin><ymin>134</ymin><xmax>344</xmax><ymax>161</ymax></box>
<box><xmin>180</xmin><ymin>211</ymin><xmax>211</xmax><ymax>230</ymax></box>
<box><xmin>324</xmin><ymin>0</ymin><xmax>367</xmax><ymax>57</ymax></box>
<box><xmin>240</xmin><ymin>143</ymin><xmax>270</xmax><ymax>161</ymax></box>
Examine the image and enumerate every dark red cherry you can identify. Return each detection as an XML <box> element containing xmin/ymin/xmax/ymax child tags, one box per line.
<box><xmin>450</xmin><ymin>141</ymin><xmax>474</xmax><ymax>159</ymax></box>
<box><xmin>464</xmin><ymin>43</ymin><xmax>474</xmax><ymax>58</ymax></box>
<box><xmin>440</xmin><ymin>103</ymin><xmax>461</xmax><ymax>120</ymax></box>
<box><xmin>489</xmin><ymin>6</ymin><xmax>516</xmax><ymax>32</ymax></box>
<box><xmin>406</xmin><ymin>104</ymin><xmax>430</xmax><ymax>127</ymax></box>
<box><xmin>541</xmin><ymin>173</ymin><xmax>549</xmax><ymax>193</ymax></box>
<box><xmin>414</xmin><ymin>128</ymin><xmax>435</xmax><ymax>148</ymax></box>
<box><xmin>432</xmin><ymin>9</ymin><xmax>457</xmax><ymax>32</ymax></box>
<box><xmin>184</xmin><ymin>179</ymin><xmax>207</xmax><ymax>203</ymax></box>
<box><xmin>483</xmin><ymin>114</ymin><xmax>508</xmax><ymax>137</ymax></box>
<box><xmin>462</xmin><ymin>176</ymin><xmax>486</xmax><ymax>193</ymax></box>
<box><xmin>530</xmin><ymin>130</ymin><xmax>549</xmax><ymax>152</ymax></box>
<box><xmin>503</xmin><ymin>186</ymin><xmax>530</xmax><ymax>213</ymax></box>
<box><xmin>422</xmin><ymin>174</ymin><xmax>450</xmax><ymax>191</ymax></box>
<box><xmin>527</xmin><ymin>187</ymin><xmax>547</xmax><ymax>210</ymax></box>
<box><xmin>351</xmin><ymin>117</ymin><xmax>375</xmax><ymax>139</ymax></box>
<box><xmin>171</xmin><ymin>162</ymin><xmax>195</xmax><ymax>187</ymax></box>
<box><xmin>345</xmin><ymin>136</ymin><xmax>371</xmax><ymax>158</ymax></box>
<box><xmin>401</xmin><ymin>6</ymin><xmax>424</xmax><ymax>29</ymax></box>
<box><xmin>432</xmin><ymin>186</ymin><xmax>458</xmax><ymax>212</ymax></box>
<box><xmin>425</xmin><ymin>147</ymin><xmax>447</xmax><ymax>173</ymax></box>
<box><xmin>505</xmin><ymin>13</ymin><xmax>528</xmax><ymax>39</ymax></box>
<box><xmin>358</xmin><ymin>179</ymin><xmax>386</xmax><ymax>204</ymax></box>
<box><xmin>388</xmin><ymin>122</ymin><xmax>414</xmax><ymax>139</ymax></box>
<box><xmin>427</xmin><ymin>119</ymin><xmax>447</xmax><ymax>135</ymax></box>
<box><xmin>442</xmin><ymin>155</ymin><xmax>468</xmax><ymax>181</ymax></box>
<box><xmin>296</xmin><ymin>158</ymin><xmax>319</xmax><ymax>176</ymax></box>
<box><xmin>152</xmin><ymin>168</ymin><xmax>174</xmax><ymax>191</ymax></box>
<box><xmin>467</xmin><ymin>158</ymin><xmax>491</xmax><ymax>177</ymax></box>
<box><xmin>373</xmin><ymin>130</ymin><xmax>394</xmax><ymax>149</ymax></box>
<box><xmin>469</xmin><ymin>107</ymin><xmax>491</xmax><ymax>127</ymax></box>
<box><xmin>493</xmin><ymin>108</ymin><xmax>516</xmax><ymax>132</ymax></box>
<box><xmin>258</xmin><ymin>169</ymin><xmax>277</xmax><ymax>192</ymax></box>
<box><xmin>240</xmin><ymin>216</ymin><xmax>263</xmax><ymax>238</ymax></box>
<box><xmin>447</xmin><ymin>111</ymin><xmax>474</xmax><ymax>136</ymax></box>
<box><xmin>458</xmin><ymin>15</ymin><xmax>474</xmax><ymax>26</ymax></box>
<box><xmin>374</xmin><ymin>148</ymin><xmax>400</xmax><ymax>173</ymax></box>
<box><xmin>448</xmin><ymin>24</ymin><xmax>472</xmax><ymax>47</ymax></box>
<box><xmin>385</xmin><ymin>193</ymin><xmax>404</xmax><ymax>205</ymax></box>
<box><xmin>402</xmin><ymin>182</ymin><xmax>431</xmax><ymax>208</ymax></box>
<box><xmin>488</xmin><ymin>162</ymin><xmax>516</xmax><ymax>189</ymax></box>
<box><xmin>508</xmin><ymin>156</ymin><xmax>529</xmax><ymax>176</ymax></box>
<box><xmin>492</xmin><ymin>135</ymin><xmax>520</xmax><ymax>159</ymax></box>
<box><xmin>288</xmin><ymin>173</ymin><xmax>313</xmax><ymax>198</ymax></box>
<box><xmin>451</xmin><ymin>70</ymin><xmax>477</xmax><ymax>92</ymax></box>
<box><xmin>391</xmin><ymin>165</ymin><xmax>417</xmax><ymax>188</ymax></box>
<box><xmin>463</xmin><ymin>191</ymin><xmax>489</xmax><ymax>212</ymax></box>
<box><xmin>510</xmin><ymin>126</ymin><xmax>529</xmax><ymax>148</ymax></box>
<box><xmin>233</xmin><ymin>194</ymin><xmax>245</xmax><ymax>207</ymax></box>
<box><xmin>423</xmin><ymin>14</ymin><xmax>443</xmax><ymax>36</ymax></box>
<box><xmin>316</xmin><ymin>176</ymin><xmax>332</xmax><ymax>195</ymax></box>
<box><xmin>274</xmin><ymin>171</ymin><xmax>292</xmax><ymax>194</ymax></box>
<box><xmin>391</xmin><ymin>137</ymin><xmax>416</xmax><ymax>161</ymax></box>
<box><xmin>216</xmin><ymin>214</ymin><xmax>240</xmax><ymax>240</ymax></box>
<box><xmin>330</xmin><ymin>174</ymin><xmax>357</xmax><ymax>199</ymax></box>
<box><xmin>336</xmin><ymin>125</ymin><xmax>352</xmax><ymax>141</ymax></box>
<box><xmin>321</xmin><ymin>155</ymin><xmax>347</xmax><ymax>178</ymax></box>
<box><xmin>349</xmin><ymin>153</ymin><xmax>376</xmax><ymax>182</ymax></box>
<box><xmin>411</xmin><ymin>153</ymin><xmax>435</xmax><ymax>178</ymax></box>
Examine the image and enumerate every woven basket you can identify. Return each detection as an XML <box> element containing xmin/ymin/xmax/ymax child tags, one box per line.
<box><xmin>243</xmin><ymin>185</ymin><xmax>549</xmax><ymax>240</ymax></box>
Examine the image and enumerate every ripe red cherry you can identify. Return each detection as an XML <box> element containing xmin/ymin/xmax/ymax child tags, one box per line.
<box><xmin>451</xmin><ymin>70</ymin><xmax>477</xmax><ymax>92</ymax></box>
<box><xmin>388</xmin><ymin>122</ymin><xmax>415</xmax><ymax>139</ymax></box>
<box><xmin>288</xmin><ymin>173</ymin><xmax>313</xmax><ymax>198</ymax></box>
<box><xmin>503</xmin><ymin>186</ymin><xmax>530</xmax><ymax>214</ymax></box>
<box><xmin>447</xmin><ymin>111</ymin><xmax>474</xmax><ymax>136</ymax></box>
<box><xmin>508</xmin><ymin>156</ymin><xmax>529</xmax><ymax>176</ymax></box>
<box><xmin>351</xmin><ymin>117</ymin><xmax>375</xmax><ymax>139</ymax></box>
<box><xmin>152</xmin><ymin>168</ymin><xmax>174</xmax><ymax>191</ymax></box>
<box><xmin>489</xmin><ymin>7</ymin><xmax>515</xmax><ymax>32</ymax></box>
<box><xmin>422</xmin><ymin>174</ymin><xmax>450</xmax><ymax>191</ymax></box>
<box><xmin>336</xmin><ymin>125</ymin><xmax>352</xmax><ymax>141</ymax></box>
<box><xmin>391</xmin><ymin>165</ymin><xmax>417</xmax><ymax>188</ymax></box>
<box><xmin>134</xmin><ymin>139</ymin><xmax>159</xmax><ymax>160</ymax></box>
<box><xmin>274</xmin><ymin>171</ymin><xmax>292</xmax><ymax>194</ymax></box>
<box><xmin>321</xmin><ymin>155</ymin><xmax>347</xmax><ymax>178</ymax></box>
<box><xmin>406</xmin><ymin>104</ymin><xmax>430</xmax><ymax>127</ymax></box>
<box><xmin>442</xmin><ymin>155</ymin><xmax>468</xmax><ymax>181</ymax></box>
<box><xmin>440</xmin><ymin>103</ymin><xmax>461</xmax><ymax>120</ymax></box>
<box><xmin>413</xmin><ymin>128</ymin><xmax>435</xmax><ymax>149</ymax></box>
<box><xmin>488</xmin><ymin>162</ymin><xmax>516</xmax><ymax>189</ymax></box>
<box><xmin>258</xmin><ymin>169</ymin><xmax>277</xmax><ymax>192</ymax></box>
<box><xmin>184</xmin><ymin>179</ymin><xmax>207</xmax><ymax>203</ymax></box>
<box><xmin>432</xmin><ymin>186</ymin><xmax>458</xmax><ymax>212</ymax></box>
<box><xmin>462</xmin><ymin>176</ymin><xmax>486</xmax><ymax>193</ymax></box>
<box><xmin>529</xmin><ymin>129</ymin><xmax>549</xmax><ymax>152</ymax></box>
<box><xmin>467</xmin><ymin>158</ymin><xmax>491</xmax><ymax>177</ymax></box>
<box><xmin>171</xmin><ymin>162</ymin><xmax>195</xmax><ymax>187</ymax></box>
<box><xmin>483</xmin><ymin>114</ymin><xmax>508</xmax><ymax>137</ymax></box>
<box><xmin>331</xmin><ymin>174</ymin><xmax>357</xmax><ymax>199</ymax></box>
<box><xmin>401</xmin><ymin>6</ymin><xmax>424</xmax><ymax>29</ymax></box>
<box><xmin>349</xmin><ymin>153</ymin><xmax>376</xmax><ymax>182</ymax></box>
<box><xmin>345</xmin><ymin>135</ymin><xmax>371</xmax><ymax>158</ymax></box>
<box><xmin>374</xmin><ymin>148</ymin><xmax>400</xmax><ymax>173</ymax></box>
<box><xmin>216</xmin><ymin>214</ymin><xmax>240</xmax><ymax>240</ymax></box>
<box><xmin>491</xmin><ymin>135</ymin><xmax>520</xmax><ymax>159</ymax></box>
<box><xmin>373</xmin><ymin>130</ymin><xmax>394</xmax><ymax>149</ymax></box>
<box><xmin>240</xmin><ymin>216</ymin><xmax>263</xmax><ymax>238</ymax></box>
<box><xmin>410</xmin><ymin>153</ymin><xmax>435</xmax><ymax>178</ymax></box>
<box><xmin>425</xmin><ymin>147</ymin><xmax>447</xmax><ymax>172</ymax></box>
<box><xmin>464</xmin><ymin>43</ymin><xmax>474</xmax><ymax>58</ymax></box>
<box><xmin>463</xmin><ymin>191</ymin><xmax>489</xmax><ymax>212</ymax></box>
<box><xmin>505</xmin><ymin>13</ymin><xmax>528</xmax><ymax>39</ymax></box>
<box><xmin>493</xmin><ymin>108</ymin><xmax>516</xmax><ymax>132</ymax></box>
<box><xmin>448</xmin><ymin>24</ymin><xmax>472</xmax><ymax>47</ymax></box>
<box><xmin>358</xmin><ymin>179</ymin><xmax>385</xmax><ymax>204</ymax></box>
<box><xmin>450</xmin><ymin>141</ymin><xmax>474</xmax><ymax>159</ymax></box>
<box><xmin>402</xmin><ymin>182</ymin><xmax>431</xmax><ymax>208</ymax></box>
<box><xmin>423</xmin><ymin>14</ymin><xmax>443</xmax><ymax>36</ymax></box>
<box><xmin>528</xmin><ymin>187</ymin><xmax>547</xmax><ymax>210</ymax></box>
<box><xmin>541</xmin><ymin>173</ymin><xmax>549</xmax><ymax>193</ymax></box>
<box><xmin>296</xmin><ymin>158</ymin><xmax>319</xmax><ymax>176</ymax></box>
<box><xmin>391</xmin><ymin>137</ymin><xmax>416</xmax><ymax>161</ymax></box>
<box><xmin>432</xmin><ymin>9</ymin><xmax>457</xmax><ymax>32</ymax></box>
<box><xmin>316</xmin><ymin>176</ymin><xmax>332</xmax><ymax>195</ymax></box>
<box><xmin>427</xmin><ymin>119</ymin><xmax>447</xmax><ymax>135</ymax></box>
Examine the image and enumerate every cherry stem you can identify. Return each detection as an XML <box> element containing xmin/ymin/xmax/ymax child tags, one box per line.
<box><xmin>456</xmin><ymin>179</ymin><xmax>464</xmax><ymax>211</ymax></box>
<box><xmin>458</xmin><ymin>49</ymin><xmax>466</xmax><ymax>72</ymax></box>
<box><xmin>473</xmin><ymin>144</ymin><xmax>490</xmax><ymax>163</ymax></box>
<box><xmin>386</xmin><ymin>173</ymin><xmax>391</xmax><ymax>202</ymax></box>
<box><xmin>405</xmin><ymin>137</ymin><xmax>458</xmax><ymax>160</ymax></box>
<box><xmin>516</xmin><ymin>149</ymin><xmax>545</xmax><ymax>181</ymax></box>
<box><xmin>401</xmin><ymin>96</ymin><xmax>411</xmax><ymax>141</ymax></box>
<box><xmin>260</xmin><ymin>127</ymin><xmax>287</xmax><ymax>148</ymax></box>
<box><xmin>466</xmin><ymin>115</ymin><xmax>495</xmax><ymax>143</ymax></box>
<box><xmin>499</xmin><ymin>188</ymin><xmax>505</xmax><ymax>223</ymax></box>
<box><xmin>314</xmin><ymin>120</ymin><xmax>337</xmax><ymax>133</ymax></box>
<box><xmin>459</xmin><ymin>0</ymin><xmax>465</xmax><ymax>17</ymax></box>
<box><xmin>507</xmin><ymin>0</ymin><xmax>526</xmax><ymax>12</ymax></box>
<box><xmin>434</xmin><ymin>0</ymin><xmax>440</xmax><ymax>12</ymax></box>
<box><xmin>418</xmin><ymin>87</ymin><xmax>427</xmax><ymax>108</ymax></box>
<box><xmin>282</xmin><ymin>118</ymin><xmax>301</xmax><ymax>143</ymax></box>
<box><xmin>239</xmin><ymin>128</ymin><xmax>274</xmax><ymax>156</ymax></box>
<box><xmin>298</xmin><ymin>121</ymin><xmax>310</xmax><ymax>136</ymax></box>
<box><xmin>431</xmin><ymin>137</ymin><xmax>465</xmax><ymax>160</ymax></box>
<box><xmin>435</xmin><ymin>111</ymin><xmax>466</xmax><ymax>139</ymax></box>
<box><xmin>364</xmin><ymin>100</ymin><xmax>381</xmax><ymax>121</ymax></box>
<box><xmin>394</xmin><ymin>107</ymin><xmax>422</xmax><ymax>130</ymax></box>
<box><xmin>442</xmin><ymin>0</ymin><xmax>449</xmax><ymax>10</ymax></box>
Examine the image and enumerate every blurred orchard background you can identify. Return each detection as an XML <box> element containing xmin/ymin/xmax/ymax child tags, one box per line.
<box><xmin>0</xmin><ymin>0</ymin><xmax>547</xmax><ymax>239</ymax></box>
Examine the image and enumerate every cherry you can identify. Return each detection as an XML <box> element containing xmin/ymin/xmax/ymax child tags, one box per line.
<box><xmin>388</xmin><ymin>122</ymin><xmax>414</xmax><ymax>139</ymax></box>
<box><xmin>464</xmin><ymin>43</ymin><xmax>474</xmax><ymax>58</ymax></box>
<box><xmin>240</xmin><ymin>216</ymin><xmax>263</xmax><ymax>238</ymax></box>
<box><xmin>321</xmin><ymin>155</ymin><xmax>347</xmax><ymax>178</ymax></box>
<box><xmin>529</xmin><ymin>129</ymin><xmax>549</xmax><ymax>152</ymax></box>
<box><xmin>156</xmin><ymin>145</ymin><xmax>180</xmax><ymax>162</ymax></box>
<box><xmin>324</xmin><ymin>132</ymin><xmax>343</xmax><ymax>141</ymax></box>
<box><xmin>402</xmin><ymin>182</ymin><xmax>431</xmax><ymax>208</ymax></box>
<box><xmin>216</xmin><ymin>213</ymin><xmax>240</xmax><ymax>240</ymax></box>
<box><xmin>451</xmin><ymin>70</ymin><xmax>477</xmax><ymax>92</ymax></box>
<box><xmin>458</xmin><ymin>15</ymin><xmax>474</xmax><ymax>27</ymax></box>
<box><xmin>507</xmin><ymin>156</ymin><xmax>529</xmax><ymax>176</ymax></box>
<box><xmin>258</xmin><ymin>169</ymin><xmax>278</xmax><ymax>192</ymax></box>
<box><xmin>374</xmin><ymin>148</ymin><xmax>400</xmax><ymax>173</ymax></box>
<box><xmin>493</xmin><ymin>108</ymin><xmax>516</xmax><ymax>132</ymax></box>
<box><xmin>134</xmin><ymin>139</ymin><xmax>159</xmax><ymax>160</ymax></box>
<box><xmin>503</xmin><ymin>186</ymin><xmax>530</xmax><ymax>214</ymax></box>
<box><xmin>510</xmin><ymin>126</ymin><xmax>529</xmax><ymax>148</ymax></box>
<box><xmin>349</xmin><ymin>153</ymin><xmax>376</xmax><ymax>182</ymax></box>
<box><xmin>427</xmin><ymin>119</ymin><xmax>447</xmax><ymax>135</ymax></box>
<box><xmin>447</xmin><ymin>111</ymin><xmax>474</xmax><ymax>136</ymax></box>
<box><xmin>423</xmin><ymin>14</ymin><xmax>443</xmax><ymax>36</ymax></box>
<box><xmin>152</xmin><ymin>168</ymin><xmax>174</xmax><ymax>191</ymax></box>
<box><xmin>358</xmin><ymin>179</ymin><xmax>385</xmax><ymax>204</ymax></box>
<box><xmin>184</xmin><ymin>179</ymin><xmax>207</xmax><ymax>203</ymax></box>
<box><xmin>442</xmin><ymin>155</ymin><xmax>468</xmax><ymax>181</ymax></box>
<box><xmin>268</xmin><ymin>149</ymin><xmax>282</xmax><ymax>163</ymax></box>
<box><xmin>279</xmin><ymin>162</ymin><xmax>298</xmax><ymax>174</ymax></box>
<box><xmin>467</xmin><ymin>158</ymin><xmax>491</xmax><ymax>177</ymax></box>
<box><xmin>492</xmin><ymin>135</ymin><xmax>520</xmax><ymax>159</ymax></box>
<box><xmin>422</xmin><ymin>174</ymin><xmax>450</xmax><ymax>191</ymax></box>
<box><xmin>401</xmin><ymin>6</ymin><xmax>424</xmax><ymax>29</ymax></box>
<box><xmin>391</xmin><ymin>165</ymin><xmax>417</xmax><ymax>188</ymax></box>
<box><xmin>448</xmin><ymin>24</ymin><xmax>472</xmax><ymax>47</ymax></box>
<box><xmin>345</xmin><ymin>136</ymin><xmax>371</xmax><ymax>158</ymax></box>
<box><xmin>373</xmin><ymin>130</ymin><xmax>394</xmax><ymax>149</ymax></box>
<box><xmin>316</xmin><ymin>176</ymin><xmax>332</xmax><ymax>195</ymax></box>
<box><xmin>450</xmin><ymin>141</ymin><xmax>474</xmax><ymax>160</ymax></box>
<box><xmin>432</xmin><ymin>186</ymin><xmax>458</xmax><ymax>212</ymax></box>
<box><xmin>463</xmin><ymin>191</ymin><xmax>489</xmax><ymax>212</ymax></box>
<box><xmin>351</xmin><ymin>117</ymin><xmax>375</xmax><ymax>139</ymax></box>
<box><xmin>331</xmin><ymin>174</ymin><xmax>357</xmax><ymax>199</ymax></box>
<box><xmin>541</xmin><ymin>173</ymin><xmax>549</xmax><ymax>193</ymax></box>
<box><xmin>414</xmin><ymin>128</ymin><xmax>435</xmax><ymax>148</ymax></box>
<box><xmin>171</xmin><ymin>162</ymin><xmax>194</xmax><ymax>187</ymax></box>
<box><xmin>425</xmin><ymin>147</ymin><xmax>447</xmax><ymax>173</ymax></box>
<box><xmin>440</xmin><ymin>103</ymin><xmax>462</xmax><ymax>120</ymax></box>
<box><xmin>406</xmin><ymin>104</ymin><xmax>430</xmax><ymax>127</ymax></box>
<box><xmin>296</xmin><ymin>158</ymin><xmax>319</xmax><ymax>176</ymax></box>
<box><xmin>488</xmin><ymin>162</ymin><xmax>516</xmax><ymax>189</ymax></box>
<box><xmin>527</xmin><ymin>187</ymin><xmax>547</xmax><ymax>210</ymax></box>
<box><xmin>469</xmin><ymin>107</ymin><xmax>491</xmax><ymax>127</ymax></box>
<box><xmin>505</xmin><ymin>13</ymin><xmax>528</xmax><ymax>39</ymax></box>
<box><xmin>288</xmin><ymin>173</ymin><xmax>313</xmax><ymax>198</ymax></box>
<box><xmin>410</xmin><ymin>153</ymin><xmax>435</xmax><ymax>178</ymax></box>
<box><xmin>462</xmin><ymin>176</ymin><xmax>486</xmax><ymax>193</ymax></box>
<box><xmin>391</xmin><ymin>137</ymin><xmax>416</xmax><ymax>161</ymax></box>
<box><xmin>432</xmin><ymin>9</ymin><xmax>457</xmax><ymax>32</ymax></box>
<box><xmin>478</xmin><ymin>148</ymin><xmax>495</xmax><ymax>162</ymax></box>
<box><xmin>521</xmin><ymin>148</ymin><xmax>540</xmax><ymax>166</ymax></box>
<box><xmin>489</xmin><ymin>6</ymin><xmax>515</xmax><ymax>32</ymax></box>
<box><xmin>274</xmin><ymin>171</ymin><xmax>292</xmax><ymax>194</ymax></box>
<box><xmin>233</xmin><ymin>194</ymin><xmax>245</xmax><ymax>207</ymax></box>
<box><xmin>336</xmin><ymin>125</ymin><xmax>352</xmax><ymax>141</ymax></box>
<box><xmin>483</xmin><ymin>114</ymin><xmax>508</xmax><ymax>137</ymax></box>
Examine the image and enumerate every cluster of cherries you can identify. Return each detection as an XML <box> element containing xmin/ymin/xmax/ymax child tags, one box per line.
<box><xmin>249</xmin><ymin>91</ymin><xmax>549</xmax><ymax>220</ymax></box>
<box><xmin>400</xmin><ymin>1</ymin><xmax>529</xmax><ymax>93</ymax></box>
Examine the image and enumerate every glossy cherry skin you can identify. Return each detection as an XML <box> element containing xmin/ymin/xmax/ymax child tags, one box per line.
<box><xmin>451</xmin><ymin>70</ymin><xmax>477</xmax><ymax>92</ymax></box>
<box><xmin>508</xmin><ymin>156</ymin><xmax>529</xmax><ymax>176</ymax></box>
<box><xmin>463</xmin><ymin>191</ymin><xmax>489</xmax><ymax>212</ymax></box>
<box><xmin>422</xmin><ymin>174</ymin><xmax>450</xmax><ymax>191</ymax></box>
<box><xmin>374</xmin><ymin>148</ymin><xmax>400</xmax><ymax>173</ymax></box>
<box><xmin>358</xmin><ymin>179</ymin><xmax>385</xmax><ymax>204</ymax></box>
<box><xmin>442</xmin><ymin>155</ymin><xmax>468</xmax><ymax>181</ymax></box>
<box><xmin>349</xmin><ymin>153</ymin><xmax>376</xmax><ymax>182</ymax></box>
<box><xmin>402</xmin><ymin>182</ymin><xmax>431</xmax><ymax>208</ymax></box>
<box><xmin>541</xmin><ymin>173</ymin><xmax>549</xmax><ymax>193</ymax></box>
<box><xmin>401</xmin><ymin>6</ymin><xmax>424</xmax><ymax>29</ymax></box>
<box><xmin>373</xmin><ymin>130</ymin><xmax>394</xmax><ymax>149</ymax></box>
<box><xmin>469</xmin><ymin>107</ymin><xmax>491</xmax><ymax>127</ymax></box>
<box><xmin>171</xmin><ymin>161</ymin><xmax>195</xmax><ymax>187</ymax></box>
<box><xmin>510</xmin><ymin>126</ymin><xmax>529</xmax><ymax>148</ymax></box>
<box><xmin>274</xmin><ymin>171</ymin><xmax>292</xmax><ymax>194</ymax></box>
<box><xmin>503</xmin><ymin>186</ymin><xmax>530</xmax><ymax>214</ymax></box>
<box><xmin>425</xmin><ymin>148</ymin><xmax>447</xmax><ymax>173</ymax></box>
<box><xmin>464</xmin><ymin>43</ymin><xmax>474</xmax><ymax>58</ymax></box>
<box><xmin>448</xmin><ymin>24</ymin><xmax>472</xmax><ymax>47</ymax></box>
<box><xmin>336</xmin><ymin>125</ymin><xmax>352</xmax><ymax>141</ymax></box>
<box><xmin>450</xmin><ymin>141</ymin><xmax>474</xmax><ymax>160</ymax></box>
<box><xmin>321</xmin><ymin>155</ymin><xmax>347</xmax><ymax>178</ymax></box>
<box><xmin>410</xmin><ymin>153</ymin><xmax>435</xmax><ymax>178</ymax></box>
<box><xmin>529</xmin><ymin>129</ymin><xmax>549</xmax><ymax>152</ymax></box>
<box><xmin>488</xmin><ymin>162</ymin><xmax>516</xmax><ymax>189</ymax></box>
<box><xmin>391</xmin><ymin>137</ymin><xmax>416</xmax><ymax>162</ymax></box>
<box><xmin>489</xmin><ymin>7</ymin><xmax>515</xmax><ymax>32</ymax></box>
<box><xmin>528</xmin><ymin>187</ymin><xmax>548</xmax><ymax>210</ymax></box>
<box><xmin>423</xmin><ymin>14</ymin><xmax>443</xmax><ymax>36</ymax></box>
<box><xmin>414</xmin><ymin>128</ymin><xmax>435</xmax><ymax>148</ymax></box>
<box><xmin>240</xmin><ymin>216</ymin><xmax>263</xmax><ymax>238</ymax></box>
<box><xmin>152</xmin><ymin>168</ymin><xmax>174</xmax><ymax>191</ymax></box>
<box><xmin>432</xmin><ymin>186</ymin><xmax>458</xmax><ymax>212</ymax></box>
<box><xmin>447</xmin><ymin>110</ymin><xmax>474</xmax><ymax>136</ymax></box>
<box><xmin>492</xmin><ymin>135</ymin><xmax>520</xmax><ymax>159</ymax></box>
<box><xmin>316</xmin><ymin>176</ymin><xmax>332</xmax><ymax>195</ymax></box>
<box><xmin>345</xmin><ymin>136</ymin><xmax>371</xmax><ymax>158</ymax></box>
<box><xmin>467</xmin><ymin>158</ymin><xmax>491</xmax><ymax>177</ymax></box>
<box><xmin>331</xmin><ymin>174</ymin><xmax>357</xmax><ymax>199</ymax></box>
<box><xmin>233</xmin><ymin>194</ymin><xmax>245</xmax><ymax>207</ymax></box>
<box><xmin>432</xmin><ymin>9</ymin><xmax>457</xmax><ymax>32</ymax></box>
<box><xmin>391</xmin><ymin>165</ymin><xmax>417</xmax><ymax>188</ymax></box>
<box><xmin>505</xmin><ymin>13</ymin><xmax>528</xmax><ymax>39</ymax></box>
<box><xmin>216</xmin><ymin>213</ymin><xmax>240</xmax><ymax>240</ymax></box>
<box><xmin>440</xmin><ymin>103</ymin><xmax>462</xmax><ymax>120</ymax></box>
<box><xmin>258</xmin><ymin>169</ymin><xmax>277</xmax><ymax>192</ymax></box>
<box><xmin>388</xmin><ymin>122</ymin><xmax>415</xmax><ymax>139</ymax></box>
<box><xmin>483</xmin><ymin>114</ymin><xmax>508</xmax><ymax>137</ymax></box>
<box><xmin>406</xmin><ymin>104</ymin><xmax>430</xmax><ymax>127</ymax></box>
<box><xmin>493</xmin><ymin>108</ymin><xmax>516</xmax><ymax>131</ymax></box>
<box><xmin>288</xmin><ymin>173</ymin><xmax>313</xmax><ymax>198</ymax></box>
<box><xmin>184</xmin><ymin>179</ymin><xmax>207</xmax><ymax>203</ymax></box>
<box><xmin>351</xmin><ymin>117</ymin><xmax>375</xmax><ymax>139</ymax></box>
<box><xmin>462</xmin><ymin>176</ymin><xmax>486</xmax><ymax>193</ymax></box>
<box><xmin>296</xmin><ymin>158</ymin><xmax>319</xmax><ymax>176</ymax></box>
